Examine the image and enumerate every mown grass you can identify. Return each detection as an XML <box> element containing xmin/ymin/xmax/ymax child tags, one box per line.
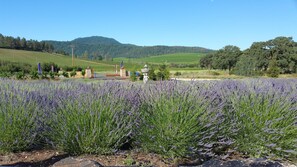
<box><xmin>0</xmin><ymin>48</ymin><xmax>115</xmax><ymax>72</ymax></box>
<box><xmin>114</xmin><ymin>53</ymin><xmax>204</xmax><ymax>65</ymax></box>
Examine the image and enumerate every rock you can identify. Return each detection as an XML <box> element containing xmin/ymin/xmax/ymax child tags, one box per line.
<box><xmin>197</xmin><ymin>159</ymin><xmax>285</xmax><ymax>167</ymax></box>
<box><xmin>199</xmin><ymin>159</ymin><xmax>248</xmax><ymax>167</ymax></box>
<box><xmin>250</xmin><ymin>159</ymin><xmax>283</xmax><ymax>167</ymax></box>
<box><xmin>52</xmin><ymin>157</ymin><xmax>103</xmax><ymax>167</ymax></box>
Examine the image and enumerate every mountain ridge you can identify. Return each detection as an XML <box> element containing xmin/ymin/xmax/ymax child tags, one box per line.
<box><xmin>44</xmin><ymin>36</ymin><xmax>213</xmax><ymax>59</ymax></box>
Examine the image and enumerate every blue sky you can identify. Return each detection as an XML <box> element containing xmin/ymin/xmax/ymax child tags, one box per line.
<box><xmin>1</xmin><ymin>0</ymin><xmax>297</xmax><ymax>50</ymax></box>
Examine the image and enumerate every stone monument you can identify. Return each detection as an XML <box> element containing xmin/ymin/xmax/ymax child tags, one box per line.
<box><xmin>141</xmin><ymin>64</ymin><xmax>149</xmax><ymax>83</ymax></box>
<box><xmin>85</xmin><ymin>66</ymin><xmax>92</xmax><ymax>78</ymax></box>
<box><xmin>119</xmin><ymin>61</ymin><xmax>126</xmax><ymax>77</ymax></box>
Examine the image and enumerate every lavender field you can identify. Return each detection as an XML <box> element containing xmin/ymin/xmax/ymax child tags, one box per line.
<box><xmin>0</xmin><ymin>78</ymin><xmax>296</xmax><ymax>161</ymax></box>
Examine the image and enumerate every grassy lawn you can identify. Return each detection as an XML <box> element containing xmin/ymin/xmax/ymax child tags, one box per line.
<box><xmin>114</xmin><ymin>53</ymin><xmax>204</xmax><ymax>65</ymax></box>
<box><xmin>0</xmin><ymin>48</ymin><xmax>115</xmax><ymax>72</ymax></box>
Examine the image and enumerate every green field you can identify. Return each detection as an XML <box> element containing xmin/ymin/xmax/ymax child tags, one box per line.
<box><xmin>0</xmin><ymin>48</ymin><xmax>115</xmax><ymax>72</ymax></box>
<box><xmin>114</xmin><ymin>53</ymin><xmax>204</xmax><ymax>65</ymax></box>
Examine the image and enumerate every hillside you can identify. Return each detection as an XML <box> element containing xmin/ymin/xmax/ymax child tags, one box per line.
<box><xmin>0</xmin><ymin>48</ymin><xmax>115</xmax><ymax>72</ymax></box>
<box><xmin>114</xmin><ymin>53</ymin><xmax>205</xmax><ymax>65</ymax></box>
<box><xmin>44</xmin><ymin>36</ymin><xmax>213</xmax><ymax>59</ymax></box>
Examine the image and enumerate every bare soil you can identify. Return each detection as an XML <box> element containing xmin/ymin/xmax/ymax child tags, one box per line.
<box><xmin>0</xmin><ymin>150</ymin><xmax>296</xmax><ymax>167</ymax></box>
<box><xmin>0</xmin><ymin>150</ymin><xmax>186</xmax><ymax>167</ymax></box>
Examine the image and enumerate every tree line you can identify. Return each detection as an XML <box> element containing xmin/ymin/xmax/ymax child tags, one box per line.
<box><xmin>0</xmin><ymin>33</ymin><xmax>54</xmax><ymax>53</ymax></box>
<box><xmin>200</xmin><ymin>36</ymin><xmax>297</xmax><ymax>77</ymax></box>
<box><xmin>45</xmin><ymin>36</ymin><xmax>212</xmax><ymax>59</ymax></box>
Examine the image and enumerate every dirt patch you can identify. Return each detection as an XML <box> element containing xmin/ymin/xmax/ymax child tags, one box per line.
<box><xmin>0</xmin><ymin>150</ymin><xmax>182</xmax><ymax>167</ymax></box>
<box><xmin>0</xmin><ymin>150</ymin><xmax>296</xmax><ymax>167</ymax></box>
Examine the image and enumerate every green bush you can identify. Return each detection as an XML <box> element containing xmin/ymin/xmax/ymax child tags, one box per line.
<box><xmin>62</xmin><ymin>71</ymin><xmax>69</xmax><ymax>78</ymax></box>
<box><xmin>135</xmin><ymin>83</ymin><xmax>215</xmax><ymax>158</ymax></box>
<box><xmin>49</xmin><ymin>71</ymin><xmax>56</xmax><ymax>79</ymax></box>
<box><xmin>223</xmin><ymin>90</ymin><xmax>297</xmax><ymax>159</ymax></box>
<box><xmin>46</xmin><ymin>85</ymin><xmax>136</xmax><ymax>155</ymax></box>
<box><xmin>41</xmin><ymin>71</ymin><xmax>49</xmax><ymax>79</ymax></box>
<box><xmin>0</xmin><ymin>88</ymin><xmax>40</xmax><ymax>153</ymax></box>
<box><xmin>70</xmin><ymin>70</ymin><xmax>77</xmax><ymax>77</ymax></box>
<box><xmin>174</xmin><ymin>71</ymin><xmax>182</xmax><ymax>76</ymax></box>
<box><xmin>81</xmin><ymin>69</ymin><xmax>86</xmax><ymax>77</ymax></box>
<box><xmin>267</xmin><ymin>59</ymin><xmax>280</xmax><ymax>78</ymax></box>
<box><xmin>30</xmin><ymin>70</ymin><xmax>39</xmax><ymax>79</ymax></box>
<box><xmin>130</xmin><ymin>71</ymin><xmax>137</xmax><ymax>82</ymax></box>
<box><xmin>157</xmin><ymin>64</ymin><xmax>170</xmax><ymax>81</ymax></box>
<box><xmin>16</xmin><ymin>71</ymin><xmax>25</xmax><ymax>80</ymax></box>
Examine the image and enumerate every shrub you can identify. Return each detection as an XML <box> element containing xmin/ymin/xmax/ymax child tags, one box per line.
<box><xmin>42</xmin><ymin>62</ymin><xmax>59</xmax><ymax>72</ymax></box>
<box><xmin>130</xmin><ymin>71</ymin><xmax>137</xmax><ymax>82</ymax></box>
<box><xmin>70</xmin><ymin>70</ymin><xmax>76</xmax><ymax>77</ymax></box>
<box><xmin>220</xmin><ymin>80</ymin><xmax>297</xmax><ymax>159</ymax></box>
<box><xmin>0</xmin><ymin>83</ymin><xmax>40</xmax><ymax>153</ymax></box>
<box><xmin>62</xmin><ymin>71</ymin><xmax>69</xmax><ymax>78</ymax></box>
<box><xmin>81</xmin><ymin>69</ymin><xmax>86</xmax><ymax>77</ymax></box>
<box><xmin>16</xmin><ymin>71</ymin><xmax>25</xmax><ymax>80</ymax></box>
<box><xmin>174</xmin><ymin>71</ymin><xmax>182</xmax><ymax>76</ymax></box>
<box><xmin>49</xmin><ymin>71</ymin><xmax>56</xmax><ymax>79</ymax></box>
<box><xmin>45</xmin><ymin>82</ymin><xmax>137</xmax><ymax>155</ymax></box>
<box><xmin>41</xmin><ymin>71</ymin><xmax>49</xmax><ymax>79</ymax></box>
<box><xmin>135</xmin><ymin>81</ymin><xmax>218</xmax><ymax>158</ymax></box>
<box><xmin>30</xmin><ymin>70</ymin><xmax>39</xmax><ymax>79</ymax></box>
<box><xmin>267</xmin><ymin>59</ymin><xmax>280</xmax><ymax>78</ymax></box>
<box><xmin>157</xmin><ymin>64</ymin><xmax>170</xmax><ymax>81</ymax></box>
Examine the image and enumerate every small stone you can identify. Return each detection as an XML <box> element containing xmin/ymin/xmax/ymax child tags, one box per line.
<box><xmin>250</xmin><ymin>160</ymin><xmax>283</xmax><ymax>167</ymax></box>
<box><xmin>53</xmin><ymin>157</ymin><xmax>103</xmax><ymax>167</ymax></box>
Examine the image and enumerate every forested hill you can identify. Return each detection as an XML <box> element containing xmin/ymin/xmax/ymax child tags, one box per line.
<box><xmin>44</xmin><ymin>36</ymin><xmax>212</xmax><ymax>59</ymax></box>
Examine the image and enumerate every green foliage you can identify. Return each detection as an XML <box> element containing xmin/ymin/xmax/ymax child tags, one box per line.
<box><xmin>81</xmin><ymin>69</ymin><xmax>86</xmax><ymax>77</ymax></box>
<box><xmin>0</xmin><ymin>60</ymin><xmax>32</xmax><ymax>74</ymax></box>
<box><xmin>223</xmin><ymin>91</ymin><xmax>297</xmax><ymax>159</ymax></box>
<box><xmin>267</xmin><ymin>58</ymin><xmax>280</xmax><ymax>78</ymax></box>
<box><xmin>46</xmin><ymin>87</ymin><xmax>136</xmax><ymax>154</ymax></box>
<box><xmin>0</xmin><ymin>33</ymin><xmax>54</xmax><ymax>52</ymax></box>
<box><xmin>157</xmin><ymin>64</ymin><xmax>170</xmax><ymax>81</ymax></box>
<box><xmin>130</xmin><ymin>71</ymin><xmax>137</xmax><ymax>82</ymax></box>
<box><xmin>42</xmin><ymin>62</ymin><xmax>59</xmax><ymax>72</ymax></box>
<box><xmin>15</xmin><ymin>71</ymin><xmax>25</xmax><ymax>80</ymax></box>
<box><xmin>30</xmin><ymin>70</ymin><xmax>39</xmax><ymax>79</ymax></box>
<box><xmin>136</xmin><ymin>83</ymin><xmax>215</xmax><ymax>158</ymax></box>
<box><xmin>207</xmin><ymin>71</ymin><xmax>220</xmax><ymax>76</ymax></box>
<box><xmin>70</xmin><ymin>70</ymin><xmax>77</xmax><ymax>77</ymax></box>
<box><xmin>174</xmin><ymin>71</ymin><xmax>182</xmax><ymax>76</ymax></box>
<box><xmin>114</xmin><ymin>53</ymin><xmax>205</xmax><ymax>66</ymax></box>
<box><xmin>211</xmin><ymin>45</ymin><xmax>242</xmax><ymax>72</ymax></box>
<box><xmin>41</xmin><ymin>71</ymin><xmax>49</xmax><ymax>79</ymax></box>
<box><xmin>200</xmin><ymin>37</ymin><xmax>297</xmax><ymax>76</ymax></box>
<box><xmin>0</xmin><ymin>88</ymin><xmax>40</xmax><ymax>153</ymax></box>
<box><xmin>49</xmin><ymin>71</ymin><xmax>56</xmax><ymax>79</ymax></box>
<box><xmin>0</xmin><ymin>48</ymin><xmax>115</xmax><ymax>72</ymax></box>
<box><xmin>62</xmin><ymin>71</ymin><xmax>69</xmax><ymax>78</ymax></box>
<box><xmin>148</xmin><ymin>67</ymin><xmax>157</xmax><ymax>81</ymax></box>
<box><xmin>233</xmin><ymin>55</ymin><xmax>261</xmax><ymax>76</ymax></box>
<box><xmin>45</xmin><ymin>36</ymin><xmax>212</xmax><ymax>59</ymax></box>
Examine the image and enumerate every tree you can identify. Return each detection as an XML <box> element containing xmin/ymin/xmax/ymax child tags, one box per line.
<box><xmin>130</xmin><ymin>70</ymin><xmax>137</xmax><ymax>82</ymax></box>
<box><xmin>20</xmin><ymin>38</ymin><xmax>27</xmax><ymax>49</ymax></box>
<box><xmin>148</xmin><ymin>66</ymin><xmax>157</xmax><ymax>81</ymax></box>
<box><xmin>200</xmin><ymin>54</ymin><xmax>214</xmax><ymax>69</ymax></box>
<box><xmin>267</xmin><ymin>58</ymin><xmax>280</xmax><ymax>78</ymax></box>
<box><xmin>233</xmin><ymin>54</ymin><xmax>260</xmax><ymax>76</ymax></box>
<box><xmin>157</xmin><ymin>64</ymin><xmax>170</xmax><ymax>81</ymax></box>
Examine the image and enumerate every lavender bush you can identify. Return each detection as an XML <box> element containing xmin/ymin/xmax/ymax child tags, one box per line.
<box><xmin>0</xmin><ymin>78</ymin><xmax>295</xmax><ymax>161</ymax></box>
<box><xmin>218</xmin><ymin>79</ymin><xmax>297</xmax><ymax>159</ymax></box>
<box><xmin>44</xmin><ymin>82</ymin><xmax>139</xmax><ymax>155</ymax></box>
<box><xmin>0</xmin><ymin>79</ymin><xmax>40</xmax><ymax>153</ymax></box>
<box><xmin>134</xmin><ymin>81</ymin><xmax>222</xmax><ymax>158</ymax></box>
